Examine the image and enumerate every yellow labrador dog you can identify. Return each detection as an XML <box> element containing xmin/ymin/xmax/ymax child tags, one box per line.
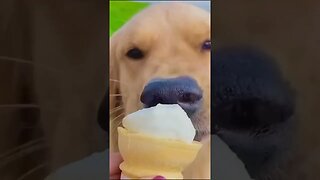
<box><xmin>46</xmin><ymin>2</ymin><xmax>211</xmax><ymax>179</ymax></box>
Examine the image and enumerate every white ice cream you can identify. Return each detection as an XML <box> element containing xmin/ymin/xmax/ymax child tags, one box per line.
<box><xmin>122</xmin><ymin>104</ymin><xmax>196</xmax><ymax>143</ymax></box>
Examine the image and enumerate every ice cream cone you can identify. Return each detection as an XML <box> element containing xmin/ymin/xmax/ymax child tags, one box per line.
<box><xmin>117</xmin><ymin>127</ymin><xmax>202</xmax><ymax>179</ymax></box>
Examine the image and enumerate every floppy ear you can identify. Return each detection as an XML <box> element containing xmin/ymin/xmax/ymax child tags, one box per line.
<box><xmin>97</xmin><ymin>33</ymin><xmax>122</xmax><ymax>152</ymax></box>
<box><xmin>97</xmin><ymin>35</ymin><xmax>120</xmax><ymax>130</ymax></box>
<box><xmin>97</xmin><ymin>93</ymin><xmax>108</xmax><ymax>132</ymax></box>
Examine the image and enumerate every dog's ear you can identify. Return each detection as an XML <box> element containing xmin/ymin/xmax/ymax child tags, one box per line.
<box><xmin>98</xmin><ymin>93</ymin><xmax>108</xmax><ymax>132</ymax></box>
<box><xmin>97</xmin><ymin>35</ymin><xmax>120</xmax><ymax>133</ymax></box>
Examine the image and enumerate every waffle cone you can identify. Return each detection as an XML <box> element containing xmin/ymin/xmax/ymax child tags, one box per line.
<box><xmin>117</xmin><ymin>127</ymin><xmax>202</xmax><ymax>179</ymax></box>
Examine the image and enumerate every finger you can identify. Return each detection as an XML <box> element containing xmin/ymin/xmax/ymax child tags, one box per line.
<box><xmin>110</xmin><ymin>173</ymin><xmax>121</xmax><ymax>180</ymax></box>
<box><xmin>110</xmin><ymin>152</ymin><xmax>123</xmax><ymax>174</ymax></box>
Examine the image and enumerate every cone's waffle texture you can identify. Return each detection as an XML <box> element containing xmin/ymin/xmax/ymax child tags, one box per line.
<box><xmin>117</xmin><ymin>127</ymin><xmax>202</xmax><ymax>179</ymax></box>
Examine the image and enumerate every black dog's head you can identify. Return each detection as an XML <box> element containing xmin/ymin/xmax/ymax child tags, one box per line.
<box><xmin>213</xmin><ymin>47</ymin><xmax>295</xmax><ymax>179</ymax></box>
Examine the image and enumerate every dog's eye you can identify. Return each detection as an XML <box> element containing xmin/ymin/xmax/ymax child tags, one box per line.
<box><xmin>126</xmin><ymin>48</ymin><xmax>144</xmax><ymax>59</ymax></box>
<box><xmin>201</xmin><ymin>40</ymin><xmax>211</xmax><ymax>51</ymax></box>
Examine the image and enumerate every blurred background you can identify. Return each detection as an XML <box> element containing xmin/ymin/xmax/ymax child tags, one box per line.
<box><xmin>0</xmin><ymin>1</ymin><xmax>107</xmax><ymax>179</ymax></box>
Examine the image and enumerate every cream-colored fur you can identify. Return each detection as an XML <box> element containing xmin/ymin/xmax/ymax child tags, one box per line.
<box><xmin>110</xmin><ymin>3</ymin><xmax>211</xmax><ymax>179</ymax></box>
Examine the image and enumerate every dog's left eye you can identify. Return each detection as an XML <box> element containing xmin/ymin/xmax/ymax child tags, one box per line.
<box><xmin>201</xmin><ymin>40</ymin><xmax>211</xmax><ymax>51</ymax></box>
<box><xmin>126</xmin><ymin>48</ymin><xmax>144</xmax><ymax>60</ymax></box>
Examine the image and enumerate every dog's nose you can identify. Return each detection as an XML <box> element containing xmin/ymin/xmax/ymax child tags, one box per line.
<box><xmin>140</xmin><ymin>76</ymin><xmax>203</xmax><ymax>116</ymax></box>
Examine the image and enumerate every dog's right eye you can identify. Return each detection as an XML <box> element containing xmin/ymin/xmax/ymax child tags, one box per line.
<box><xmin>126</xmin><ymin>48</ymin><xmax>144</xmax><ymax>60</ymax></box>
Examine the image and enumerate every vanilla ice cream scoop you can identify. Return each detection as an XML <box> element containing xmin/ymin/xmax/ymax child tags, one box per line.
<box><xmin>122</xmin><ymin>104</ymin><xmax>196</xmax><ymax>143</ymax></box>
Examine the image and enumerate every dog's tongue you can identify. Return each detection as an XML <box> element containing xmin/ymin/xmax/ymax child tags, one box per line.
<box><xmin>122</xmin><ymin>104</ymin><xmax>196</xmax><ymax>143</ymax></box>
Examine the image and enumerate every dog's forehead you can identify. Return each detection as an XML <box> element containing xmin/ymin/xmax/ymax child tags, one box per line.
<box><xmin>143</xmin><ymin>3</ymin><xmax>209</xmax><ymax>26</ymax></box>
<box><xmin>122</xmin><ymin>3</ymin><xmax>210</xmax><ymax>38</ymax></box>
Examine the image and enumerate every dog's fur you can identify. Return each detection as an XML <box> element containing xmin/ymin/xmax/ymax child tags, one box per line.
<box><xmin>109</xmin><ymin>3</ymin><xmax>211</xmax><ymax>179</ymax></box>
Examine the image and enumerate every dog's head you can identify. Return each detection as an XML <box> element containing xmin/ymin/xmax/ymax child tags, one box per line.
<box><xmin>104</xmin><ymin>3</ymin><xmax>210</xmax><ymax>150</ymax></box>
<box><xmin>213</xmin><ymin>47</ymin><xmax>296</xmax><ymax>179</ymax></box>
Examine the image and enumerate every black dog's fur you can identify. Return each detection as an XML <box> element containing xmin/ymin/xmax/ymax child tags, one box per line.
<box><xmin>213</xmin><ymin>47</ymin><xmax>295</xmax><ymax>179</ymax></box>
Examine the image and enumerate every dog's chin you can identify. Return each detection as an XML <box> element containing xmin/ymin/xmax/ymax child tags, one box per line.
<box><xmin>194</xmin><ymin>130</ymin><xmax>208</xmax><ymax>142</ymax></box>
<box><xmin>191</xmin><ymin>113</ymin><xmax>210</xmax><ymax>142</ymax></box>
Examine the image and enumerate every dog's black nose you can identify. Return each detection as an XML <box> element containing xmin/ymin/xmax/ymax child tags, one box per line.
<box><xmin>140</xmin><ymin>76</ymin><xmax>203</xmax><ymax>116</ymax></box>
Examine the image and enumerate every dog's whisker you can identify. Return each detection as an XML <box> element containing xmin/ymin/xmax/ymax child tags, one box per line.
<box><xmin>0</xmin><ymin>104</ymin><xmax>39</xmax><ymax>109</ymax></box>
<box><xmin>111</xmin><ymin>113</ymin><xmax>125</xmax><ymax>123</ymax></box>
<box><xmin>0</xmin><ymin>138</ymin><xmax>44</xmax><ymax>159</ymax></box>
<box><xmin>115</xmin><ymin>119</ymin><xmax>124</xmax><ymax>128</ymax></box>
<box><xmin>109</xmin><ymin>94</ymin><xmax>126</xmax><ymax>97</ymax></box>
<box><xmin>110</xmin><ymin>109</ymin><xmax>124</xmax><ymax>116</ymax></box>
<box><xmin>0</xmin><ymin>140</ymin><xmax>46</xmax><ymax>169</ymax></box>
<box><xmin>0</xmin><ymin>56</ymin><xmax>33</xmax><ymax>64</ymax></box>
<box><xmin>109</xmin><ymin>79</ymin><xmax>122</xmax><ymax>83</ymax></box>
<box><xmin>111</xmin><ymin>118</ymin><xmax>124</xmax><ymax>132</ymax></box>
<box><xmin>110</xmin><ymin>105</ymin><xmax>124</xmax><ymax>114</ymax></box>
<box><xmin>17</xmin><ymin>163</ymin><xmax>47</xmax><ymax>180</ymax></box>
<box><xmin>110</xmin><ymin>105</ymin><xmax>123</xmax><ymax>111</ymax></box>
<box><xmin>0</xmin><ymin>56</ymin><xmax>59</xmax><ymax>73</ymax></box>
<box><xmin>109</xmin><ymin>79</ymin><xmax>130</xmax><ymax>88</ymax></box>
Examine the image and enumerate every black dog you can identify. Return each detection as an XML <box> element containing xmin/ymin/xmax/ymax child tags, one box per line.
<box><xmin>213</xmin><ymin>47</ymin><xmax>295</xmax><ymax>180</ymax></box>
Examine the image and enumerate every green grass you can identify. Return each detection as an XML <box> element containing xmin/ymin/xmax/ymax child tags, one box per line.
<box><xmin>110</xmin><ymin>1</ymin><xmax>150</xmax><ymax>36</ymax></box>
